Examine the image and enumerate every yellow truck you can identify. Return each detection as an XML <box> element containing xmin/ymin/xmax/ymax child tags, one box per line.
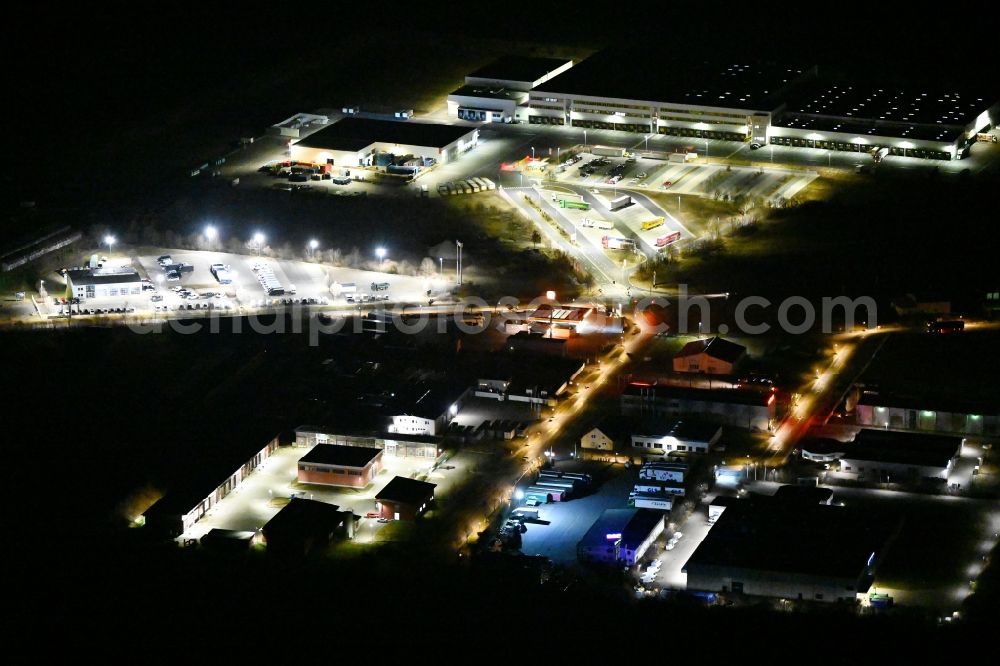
<box><xmin>641</xmin><ymin>217</ymin><xmax>665</xmax><ymax>231</ymax></box>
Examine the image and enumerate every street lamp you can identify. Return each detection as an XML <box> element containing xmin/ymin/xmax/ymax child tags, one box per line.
<box><xmin>438</xmin><ymin>257</ymin><xmax>443</xmax><ymax>275</ymax></box>
<box><xmin>309</xmin><ymin>239</ymin><xmax>319</xmax><ymax>258</ymax></box>
<box><xmin>531</xmin><ymin>146</ymin><xmax>535</xmax><ymax>160</ymax></box>
<box><xmin>204</xmin><ymin>225</ymin><xmax>217</xmax><ymax>243</ymax></box>
<box><xmin>376</xmin><ymin>247</ymin><xmax>387</xmax><ymax>269</ymax></box>
<box><xmin>103</xmin><ymin>234</ymin><xmax>116</xmax><ymax>254</ymax></box>
<box><xmin>253</xmin><ymin>232</ymin><xmax>265</xmax><ymax>256</ymax></box>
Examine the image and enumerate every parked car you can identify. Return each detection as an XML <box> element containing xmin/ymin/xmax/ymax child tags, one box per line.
<box><xmin>365</xmin><ymin>512</ymin><xmax>379</xmax><ymax>519</ymax></box>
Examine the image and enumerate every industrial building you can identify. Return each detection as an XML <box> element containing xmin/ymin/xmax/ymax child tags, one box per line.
<box><xmin>838</xmin><ymin>429</ymin><xmax>962</xmax><ymax>483</ymax></box>
<box><xmin>296</xmin><ymin>444</ymin><xmax>383</xmax><ymax>488</ymax></box>
<box><xmin>622</xmin><ymin>383</ymin><xmax>776</xmax><ymax>431</ymax></box>
<box><xmin>684</xmin><ymin>496</ymin><xmax>898</xmax><ymax>602</ymax></box>
<box><xmin>291</xmin><ymin>117</ymin><xmax>479</xmax><ymax>168</ymax></box>
<box><xmin>375</xmin><ymin>476</ymin><xmax>436</xmax><ymax>521</ymax></box>
<box><xmin>470</xmin><ymin>353</ymin><xmax>586</xmax><ymax>407</ymax></box>
<box><xmin>577</xmin><ymin>508</ymin><xmax>665</xmax><ymax>567</ymax></box>
<box><xmin>293</xmin><ymin>426</ymin><xmax>441</xmax><ymax>460</ymax></box>
<box><xmin>672</xmin><ymin>337</ymin><xmax>746</xmax><ymax>375</ymax></box>
<box><xmin>262</xmin><ymin>498</ymin><xmax>354</xmax><ymax>557</ymax></box>
<box><xmin>855</xmin><ymin>390</ymin><xmax>998</xmax><ymax>436</ymax></box>
<box><xmin>447</xmin><ymin>55</ymin><xmax>573</xmax><ymax>123</ymax></box>
<box><xmin>143</xmin><ymin>435</ymin><xmax>280</xmax><ymax>537</ymax></box>
<box><xmin>476</xmin><ymin>47</ymin><xmax>998</xmax><ymax>161</ymax></box>
<box><xmin>630</xmin><ymin>420</ymin><xmax>722</xmax><ymax>457</ymax></box>
<box><xmin>65</xmin><ymin>268</ymin><xmax>142</xmax><ymax>300</ymax></box>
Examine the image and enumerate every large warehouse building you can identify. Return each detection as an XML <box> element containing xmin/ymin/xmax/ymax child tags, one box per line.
<box><xmin>447</xmin><ymin>55</ymin><xmax>574</xmax><ymax>123</ymax></box>
<box><xmin>684</xmin><ymin>496</ymin><xmax>899</xmax><ymax>602</ymax></box>
<box><xmin>291</xmin><ymin>117</ymin><xmax>478</xmax><ymax>167</ymax></box>
<box><xmin>461</xmin><ymin>49</ymin><xmax>998</xmax><ymax>161</ymax></box>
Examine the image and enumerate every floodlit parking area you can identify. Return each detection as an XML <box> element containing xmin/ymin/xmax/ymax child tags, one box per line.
<box><xmin>182</xmin><ymin>446</ymin><xmax>480</xmax><ymax>544</ymax></box>
<box><xmin>552</xmin><ymin>152</ymin><xmax>816</xmax><ymax>204</ymax></box>
<box><xmin>133</xmin><ymin>250</ymin><xmax>436</xmax><ymax>311</ymax></box>
<box><xmin>516</xmin><ymin>462</ymin><xmax>639</xmax><ymax>563</ymax></box>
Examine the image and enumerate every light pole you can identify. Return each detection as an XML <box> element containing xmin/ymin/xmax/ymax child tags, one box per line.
<box><xmin>103</xmin><ymin>234</ymin><xmax>116</xmax><ymax>255</ymax></box>
<box><xmin>438</xmin><ymin>256</ymin><xmax>443</xmax><ymax>275</ymax></box>
<box><xmin>204</xmin><ymin>225</ymin><xmax>217</xmax><ymax>247</ymax></box>
<box><xmin>705</xmin><ymin>137</ymin><xmax>709</xmax><ymax>158</ymax></box>
<box><xmin>309</xmin><ymin>239</ymin><xmax>319</xmax><ymax>259</ymax></box>
<box><xmin>376</xmin><ymin>247</ymin><xmax>387</xmax><ymax>270</ymax></box>
<box><xmin>253</xmin><ymin>232</ymin><xmax>265</xmax><ymax>256</ymax></box>
<box><xmin>531</xmin><ymin>146</ymin><xmax>535</xmax><ymax>160</ymax></box>
<box><xmin>583</xmin><ymin>130</ymin><xmax>587</xmax><ymax>148</ymax></box>
<box><xmin>456</xmin><ymin>240</ymin><xmax>464</xmax><ymax>285</ymax></box>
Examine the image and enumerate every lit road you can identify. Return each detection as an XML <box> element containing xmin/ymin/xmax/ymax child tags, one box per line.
<box><xmin>766</xmin><ymin>330</ymin><xmax>888</xmax><ymax>465</ymax></box>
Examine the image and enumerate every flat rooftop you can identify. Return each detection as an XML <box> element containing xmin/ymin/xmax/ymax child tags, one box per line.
<box><xmin>782</xmin><ymin>78</ymin><xmax>993</xmax><ymax>128</ymax></box>
<box><xmin>298</xmin><ymin>444</ymin><xmax>381</xmax><ymax>468</ymax></box>
<box><xmin>468</xmin><ymin>55</ymin><xmax>572</xmax><ymax>84</ymax></box>
<box><xmin>66</xmin><ymin>268</ymin><xmax>141</xmax><ymax>285</ymax></box>
<box><xmin>535</xmin><ymin>50</ymin><xmax>809</xmax><ymax>110</ymax></box>
<box><xmin>844</xmin><ymin>429</ymin><xmax>962</xmax><ymax>468</ymax></box>
<box><xmin>684</xmin><ymin>496</ymin><xmax>897</xmax><ymax>580</ymax></box>
<box><xmin>526</xmin><ymin>304</ymin><xmax>591</xmax><ymax>322</ymax></box>
<box><xmin>623</xmin><ymin>383</ymin><xmax>774</xmax><ymax>407</ymax></box>
<box><xmin>376</xmin><ymin>476</ymin><xmax>436</xmax><ymax>506</ymax></box>
<box><xmin>633</xmin><ymin>419</ymin><xmax>722</xmax><ymax>443</ymax></box>
<box><xmin>295</xmin><ymin>117</ymin><xmax>475</xmax><ymax>152</ymax></box>
<box><xmin>858</xmin><ymin>389</ymin><xmax>999</xmax><ymax>417</ymax></box>
<box><xmin>449</xmin><ymin>84</ymin><xmax>526</xmax><ymax>101</ymax></box>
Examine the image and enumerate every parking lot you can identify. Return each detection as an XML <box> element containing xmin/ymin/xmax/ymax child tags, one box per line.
<box><xmin>36</xmin><ymin>249</ymin><xmax>441</xmax><ymax>322</ymax></box>
<box><xmin>551</xmin><ymin>151</ymin><xmax>817</xmax><ymax>205</ymax></box>
<box><xmin>516</xmin><ymin>462</ymin><xmax>637</xmax><ymax>563</ymax></box>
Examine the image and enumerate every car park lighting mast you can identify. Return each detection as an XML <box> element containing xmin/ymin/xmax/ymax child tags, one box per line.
<box><xmin>456</xmin><ymin>240</ymin><xmax>463</xmax><ymax>285</ymax></box>
<box><xmin>309</xmin><ymin>239</ymin><xmax>319</xmax><ymax>258</ymax></box>
<box><xmin>376</xmin><ymin>247</ymin><xmax>387</xmax><ymax>269</ymax></box>
<box><xmin>253</xmin><ymin>232</ymin><xmax>265</xmax><ymax>256</ymax></box>
<box><xmin>104</xmin><ymin>234</ymin><xmax>116</xmax><ymax>254</ymax></box>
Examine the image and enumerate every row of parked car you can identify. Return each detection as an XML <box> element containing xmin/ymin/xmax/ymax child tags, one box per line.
<box><xmin>154</xmin><ymin>302</ymin><xmax>234</xmax><ymax>312</ymax></box>
<box><xmin>55</xmin><ymin>305</ymin><xmax>136</xmax><ymax>316</ymax></box>
<box><xmin>436</xmin><ymin>177</ymin><xmax>496</xmax><ymax>195</ymax></box>
<box><xmin>247</xmin><ymin>297</ymin><xmax>329</xmax><ymax>308</ymax></box>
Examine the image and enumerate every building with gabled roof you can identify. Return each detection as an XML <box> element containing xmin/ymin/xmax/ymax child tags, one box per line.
<box><xmin>673</xmin><ymin>336</ymin><xmax>746</xmax><ymax>375</ymax></box>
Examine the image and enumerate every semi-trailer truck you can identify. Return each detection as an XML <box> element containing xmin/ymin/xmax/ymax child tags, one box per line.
<box><xmin>602</xmin><ymin>236</ymin><xmax>635</xmax><ymax>250</ymax></box>
<box><xmin>609</xmin><ymin>195</ymin><xmax>633</xmax><ymax>211</ymax></box>
<box><xmin>655</xmin><ymin>231</ymin><xmax>682</xmax><ymax>247</ymax></box>
<box><xmin>559</xmin><ymin>199</ymin><xmax>591</xmax><ymax>210</ymax></box>
<box><xmin>641</xmin><ymin>217</ymin><xmax>665</xmax><ymax>230</ymax></box>
<box><xmin>592</xmin><ymin>145</ymin><xmax>626</xmax><ymax>157</ymax></box>
<box><xmin>580</xmin><ymin>218</ymin><xmax>613</xmax><ymax>230</ymax></box>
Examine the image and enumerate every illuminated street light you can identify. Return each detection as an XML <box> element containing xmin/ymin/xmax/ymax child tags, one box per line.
<box><xmin>204</xmin><ymin>225</ymin><xmax>217</xmax><ymax>241</ymax></box>
<box><xmin>376</xmin><ymin>247</ymin><xmax>387</xmax><ymax>269</ymax></box>
<box><xmin>103</xmin><ymin>235</ymin><xmax>116</xmax><ymax>253</ymax></box>
<box><xmin>309</xmin><ymin>239</ymin><xmax>319</xmax><ymax>258</ymax></box>
<box><xmin>253</xmin><ymin>232</ymin><xmax>265</xmax><ymax>256</ymax></box>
